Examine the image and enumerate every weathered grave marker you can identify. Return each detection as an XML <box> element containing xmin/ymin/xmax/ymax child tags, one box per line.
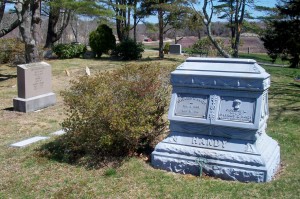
<box><xmin>151</xmin><ymin>57</ymin><xmax>280</xmax><ymax>182</ymax></box>
<box><xmin>13</xmin><ymin>62</ymin><xmax>56</xmax><ymax>112</ymax></box>
<box><xmin>169</xmin><ymin>44</ymin><xmax>182</xmax><ymax>55</ymax></box>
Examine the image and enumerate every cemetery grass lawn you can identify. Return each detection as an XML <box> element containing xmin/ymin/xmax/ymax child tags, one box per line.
<box><xmin>239</xmin><ymin>53</ymin><xmax>290</xmax><ymax>66</ymax></box>
<box><xmin>0</xmin><ymin>52</ymin><xmax>299</xmax><ymax>198</ymax></box>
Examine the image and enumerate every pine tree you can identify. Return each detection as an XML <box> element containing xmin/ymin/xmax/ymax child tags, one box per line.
<box><xmin>262</xmin><ymin>0</ymin><xmax>300</xmax><ymax>68</ymax></box>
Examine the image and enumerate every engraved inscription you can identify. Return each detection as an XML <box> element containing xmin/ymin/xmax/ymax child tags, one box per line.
<box><xmin>31</xmin><ymin>67</ymin><xmax>45</xmax><ymax>91</ymax></box>
<box><xmin>175</xmin><ymin>94</ymin><xmax>208</xmax><ymax>118</ymax></box>
<box><xmin>192</xmin><ymin>137</ymin><xmax>227</xmax><ymax>148</ymax></box>
<box><xmin>218</xmin><ymin>96</ymin><xmax>255</xmax><ymax>123</ymax></box>
<box><xmin>208</xmin><ymin>95</ymin><xmax>218</xmax><ymax>120</ymax></box>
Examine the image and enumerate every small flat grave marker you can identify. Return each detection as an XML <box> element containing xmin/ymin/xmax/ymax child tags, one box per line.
<box><xmin>10</xmin><ymin>136</ymin><xmax>50</xmax><ymax>148</ymax></box>
<box><xmin>51</xmin><ymin>129</ymin><xmax>66</xmax><ymax>136</ymax></box>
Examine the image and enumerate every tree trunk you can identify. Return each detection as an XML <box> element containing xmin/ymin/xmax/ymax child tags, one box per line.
<box><xmin>32</xmin><ymin>0</ymin><xmax>41</xmax><ymax>46</ymax></box>
<box><xmin>116</xmin><ymin>18</ymin><xmax>124</xmax><ymax>42</ymax></box>
<box><xmin>71</xmin><ymin>15</ymin><xmax>78</xmax><ymax>42</ymax></box>
<box><xmin>133</xmin><ymin>0</ymin><xmax>137</xmax><ymax>42</ymax></box>
<box><xmin>0</xmin><ymin>0</ymin><xmax>5</xmax><ymax>23</ymax></box>
<box><xmin>197</xmin><ymin>30</ymin><xmax>201</xmax><ymax>40</ymax></box>
<box><xmin>0</xmin><ymin>0</ymin><xmax>23</xmax><ymax>38</ymax></box>
<box><xmin>202</xmin><ymin>0</ymin><xmax>231</xmax><ymax>58</ymax></box>
<box><xmin>158</xmin><ymin>9</ymin><xmax>164</xmax><ymax>59</ymax></box>
<box><xmin>19</xmin><ymin>0</ymin><xmax>41</xmax><ymax>63</ymax></box>
<box><xmin>44</xmin><ymin>4</ymin><xmax>71</xmax><ymax>48</ymax></box>
<box><xmin>206</xmin><ymin>23</ymin><xmax>230</xmax><ymax>58</ymax></box>
<box><xmin>44</xmin><ymin>5</ymin><xmax>60</xmax><ymax>48</ymax></box>
<box><xmin>232</xmin><ymin>0</ymin><xmax>246</xmax><ymax>58</ymax></box>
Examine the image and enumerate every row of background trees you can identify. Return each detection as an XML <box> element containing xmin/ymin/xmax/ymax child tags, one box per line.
<box><xmin>0</xmin><ymin>0</ymin><xmax>299</xmax><ymax>67</ymax></box>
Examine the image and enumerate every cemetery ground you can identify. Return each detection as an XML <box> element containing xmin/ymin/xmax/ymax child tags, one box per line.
<box><xmin>0</xmin><ymin>51</ymin><xmax>299</xmax><ymax>198</ymax></box>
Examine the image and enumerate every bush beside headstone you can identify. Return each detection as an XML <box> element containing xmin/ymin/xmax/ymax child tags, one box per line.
<box><xmin>41</xmin><ymin>63</ymin><xmax>175</xmax><ymax>163</ymax></box>
<box><xmin>52</xmin><ymin>43</ymin><xmax>86</xmax><ymax>59</ymax></box>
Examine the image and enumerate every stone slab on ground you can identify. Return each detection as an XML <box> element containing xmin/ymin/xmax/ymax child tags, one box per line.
<box><xmin>51</xmin><ymin>129</ymin><xmax>66</xmax><ymax>136</ymax></box>
<box><xmin>10</xmin><ymin>136</ymin><xmax>50</xmax><ymax>147</ymax></box>
<box><xmin>13</xmin><ymin>92</ymin><xmax>56</xmax><ymax>113</ymax></box>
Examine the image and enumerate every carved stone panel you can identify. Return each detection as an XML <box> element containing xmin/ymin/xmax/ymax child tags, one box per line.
<box><xmin>218</xmin><ymin>96</ymin><xmax>256</xmax><ymax>123</ymax></box>
<box><xmin>175</xmin><ymin>93</ymin><xmax>208</xmax><ymax>118</ymax></box>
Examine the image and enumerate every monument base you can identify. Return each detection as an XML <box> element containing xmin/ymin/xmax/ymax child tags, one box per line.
<box><xmin>151</xmin><ymin>132</ymin><xmax>280</xmax><ymax>182</ymax></box>
<box><xmin>13</xmin><ymin>92</ymin><xmax>56</xmax><ymax>113</ymax></box>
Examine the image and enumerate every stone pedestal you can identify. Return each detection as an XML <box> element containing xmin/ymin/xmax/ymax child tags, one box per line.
<box><xmin>151</xmin><ymin>58</ymin><xmax>280</xmax><ymax>182</ymax></box>
<box><xmin>13</xmin><ymin>62</ymin><xmax>56</xmax><ymax>112</ymax></box>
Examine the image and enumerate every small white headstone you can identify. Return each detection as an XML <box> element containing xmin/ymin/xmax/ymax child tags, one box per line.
<box><xmin>65</xmin><ymin>69</ymin><xmax>70</xmax><ymax>76</ymax></box>
<box><xmin>85</xmin><ymin>66</ymin><xmax>91</xmax><ymax>76</ymax></box>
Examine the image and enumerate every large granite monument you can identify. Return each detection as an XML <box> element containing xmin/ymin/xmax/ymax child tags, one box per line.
<box><xmin>151</xmin><ymin>57</ymin><xmax>280</xmax><ymax>182</ymax></box>
<box><xmin>13</xmin><ymin>62</ymin><xmax>56</xmax><ymax>112</ymax></box>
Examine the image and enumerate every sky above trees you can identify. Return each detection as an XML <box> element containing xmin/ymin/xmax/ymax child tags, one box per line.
<box><xmin>4</xmin><ymin>0</ymin><xmax>278</xmax><ymax>24</ymax></box>
<box><xmin>147</xmin><ymin>0</ymin><xmax>278</xmax><ymax>23</ymax></box>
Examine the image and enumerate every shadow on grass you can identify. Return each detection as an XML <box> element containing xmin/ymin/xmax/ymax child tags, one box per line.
<box><xmin>239</xmin><ymin>53</ymin><xmax>273</xmax><ymax>63</ymax></box>
<box><xmin>37</xmin><ymin>134</ymin><xmax>153</xmax><ymax>170</ymax></box>
<box><xmin>75</xmin><ymin>55</ymin><xmax>182</xmax><ymax>63</ymax></box>
<box><xmin>0</xmin><ymin>74</ymin><xmax>17</xmax><ymax>82</ymax></box>
<box><xmin>139</xmin><ymin>56</ymin><xmax>183</xmax><ymax>63</ymax></box>
<box><xmin>3</xmin><ymin>107</ymin><xmax>14</xmax><ymax>111</ymax></box>
<box><xmin>269</xmin><ymin>80</ymin><xmax>300</xmax><ymax>122</ymax></box>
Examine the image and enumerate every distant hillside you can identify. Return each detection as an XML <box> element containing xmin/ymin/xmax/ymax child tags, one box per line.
<box><xmin>176</xmin><ymin>36</ymin><xmax>266</xmax><ymax>54</ymax></box>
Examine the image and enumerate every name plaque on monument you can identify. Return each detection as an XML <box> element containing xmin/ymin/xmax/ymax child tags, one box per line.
<box><xmin>175</xmin><ymin>94</ymin><xmax>208</xmax><ymax>118</ymax></box>
<box><xmin>218</xmin><ymin>96</ymin><xmax>255</xmax><ymax>123</ymax></box>
<box><xmin>151</xmin><ymin>57</ymin><xmax>280</xmax><ymax>182</ymax></box>
<box><xmin>13</xmin><ymin>62</ymin><xmax>56</xmax><ymax>113</ymax></box>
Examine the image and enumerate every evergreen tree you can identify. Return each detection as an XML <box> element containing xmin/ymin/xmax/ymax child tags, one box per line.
<box><xmin>89</xmin><ymin>24</ymin><xmax>116</xmax><ymax>58</ymax></box>
<box><xmin>261</xmin><ymin>0</ymin><xmax>300</xmax><ymax>68</ymax></box>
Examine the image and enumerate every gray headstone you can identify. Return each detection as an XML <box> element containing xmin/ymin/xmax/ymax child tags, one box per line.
<box><xmin>151</xmin><ymin>57</ymin><xmax>280</xmax><ymax>182</ymax></box>
<box><xmin>83</xmin><ymin>51</ymin><xmax>95</xmax><ymax>59</ymax></box>
<box><xmin>13</xmin><ymin>62</ymin><xmax>56</xmax><ymax>112</ymax></box>
<box><xmin>169</xmin><ymin>44</ymin><xmax>182</xmax><ymax>55</ymax></box>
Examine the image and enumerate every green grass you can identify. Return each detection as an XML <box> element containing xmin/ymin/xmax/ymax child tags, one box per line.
<box><xmin>0</xmin><ymin>52</ymin><xmax>299</xmax><ymax>198</ymax></box>
<box><xmin>239</xmin><ymin>53</ymin><xmax>290</xmax><ymax>66</ymax></box>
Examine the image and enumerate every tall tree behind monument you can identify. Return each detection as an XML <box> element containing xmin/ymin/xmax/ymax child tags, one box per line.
<box><xmin>261</xmin><ymin>0</ymin><xmax>300</xmax><ymax>68</ymax></box>
<box><xmin>44</xmin><ymin>0</ymin><xmax>112</xmax><ymax>48</ymax></box>
<box><xmin>0</xmin><ymin>1</ymin><xmax>23</xmax><ymax>38</ymax></box>
<box><xmin>140</xmin><ymin>0</ymin><xmax>189</xmax><ymax>58</ymax></box>
<box><xmin>190</xmin><ymin>0</ymin><xmax>260</xmax><ymax>58</ymax></box>
<box><xmin>190</xmin><ymin>0</ymin><xmax>231</xmax><ymax>58</ymax></box>
<box><xmin>18</xmin><ymin>0</ymin><xmax>42</xmax><ymax>63</ymax></box>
